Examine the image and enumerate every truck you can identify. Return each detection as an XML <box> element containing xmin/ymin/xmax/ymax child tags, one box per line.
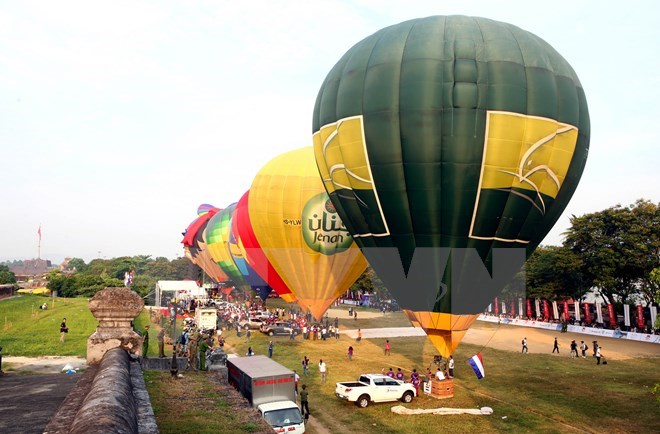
<box><xmin>194</xmin><ymin>307</ymin><xmax>217</xmax><ymax>331</ymax></box>
<box><xmin>335</xmin><ymin>373</ymin><xmax>417</xmax><ymax>408</ymax></box>
<box><xmin>227</xmin><ymin>355</ymin><xmax>305</xmax><ymax>433</ymax></box>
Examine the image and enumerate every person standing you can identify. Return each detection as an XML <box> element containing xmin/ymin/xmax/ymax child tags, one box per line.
<box><xmin>347</xmin><ymin>346</ymin><xmax>354</xmax><ymax>361</ymax></box>
<box><xmin>294</xmin><ymin>370</ymin><xmax>300</xmax><ymax>396</ymax></box>
<box><xmin>142</xmin><ymin>325</ymin><xmax>150</xmax><ymax>358</ymax></box>
<box><xmin>59</xmin><ymin>318</ymin><xmax>68</xmax><ymax>343</ymax></box>
<box><xmin>318</xmin><ymin>359</ymin><xmax>327</xmax><ymax>383</ymax></box>
<box><xmin>596</xmin><ymin>346</ymin><xmax>602</xmax><ymax>365</ymax></box>
<box><xmin>157</xmin><ymin>327</ymin><xmax>166</xmax><ymax>358</ymax></box>
<box><xmin>354</xmin><ymin>310</ymin><xmax>358</xmax><ymax>321</ymax></box>
<box><xmin>580</xmin><ymin>341</ymin><xmax>588</xmax><ymax>358</ymax></box>
<box><xmin>522</xmin><ymin>337</ymin><xmax>528</xmax><ymax>353</ymax></box>
<box><xmin>386</xmin><ymin>368</ymin><xmax>394</xmax><ymax>378</ymax></box>
<box><xmin>448</xmin><ymin>355</ymin><xmax>455</xmax><ymax>378</ymax></box>
<box><xmin>299</xmin><ymin>384</ymin><xmax>310</xmax><ymax>420</ymax></box>
<box><xmin>570</xmin><ymin>340</ymin><xmax>578</xmax><ymax>358</ymax></box>
<box><xmin>552</xmin><ymin>337</ymin><xmax>560</xmax><ymax>353</ymax></box>
<box><xmin>395</xmin><ymin>368</ymin><xmax>404</xmax><ymax>381</ymax></box>
<box><xmin>198</xmin><ymin>337</ymin><xmax>209</xmax><ymax>371</ymax></box>
<box><xmin>384</xmin><ymin>340</ymin><xmax>391</xmax><ymax>356</ymax></box>
<box><xmin>268</xmin><ymin>341</ymin><xmax>274</xmax><ymax>358</ymax></box>
<box><xmin>246</xmin><ymin>328</ymin><xmax>251</xmax><ymax>341</ymax></box>
<box><xmin>356</xmin><ymin>329</ymin><xmax>362</xmax><ymax>342</ymax></box>
<box><xmin>302</xmin><ymin>356</ymin><xmax>309</xmax><ymax>375</ymax></box>
<box><xmin>410</xmin><ymin>369</ymin><xmax>420</xmax><ymax>395</ymax></box>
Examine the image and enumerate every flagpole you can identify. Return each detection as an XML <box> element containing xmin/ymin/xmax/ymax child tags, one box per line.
<box><xmin>37</xmin><ymin>225</ymin><xmax>42</xmax><ymax>259</ymax></box>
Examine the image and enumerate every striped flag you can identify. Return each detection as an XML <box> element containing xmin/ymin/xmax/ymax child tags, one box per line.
<box><xmin>37</xmin><ymin>225</ymin><xmax>42</xmax><ymax>240</ymax></box>
<box><xmin>468</xmin><ymin>353</ymin><xmax>485</xmax><ymax>379</ymax></box>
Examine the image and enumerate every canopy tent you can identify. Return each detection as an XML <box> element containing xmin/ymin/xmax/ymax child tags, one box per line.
<box><xmin>155</xmin><ymin>280</ymin><xmax>204</xmax><ymax>307</ymax></box>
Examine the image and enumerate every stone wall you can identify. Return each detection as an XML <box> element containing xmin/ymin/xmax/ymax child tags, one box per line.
<box><xmin>44</xmin><ymin>348</ymin><xmax>157</xmax><ymax>434</ymax></box>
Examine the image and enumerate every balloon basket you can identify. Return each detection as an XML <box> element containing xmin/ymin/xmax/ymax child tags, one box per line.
<box><xmin>425</xmin><ymin>379</ymin><xmax>454</xmax><ymax>399</ymax></box>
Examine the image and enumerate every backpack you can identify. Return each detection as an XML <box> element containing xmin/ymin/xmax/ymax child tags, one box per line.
<box><xmin>521</xmin><ymin>339</ymin><xmax>525</xmax><ymax>345</ymax></box>
<box><xmin>585</xmin><ymin>345</ymin><xmax>589</xmax><ymax>350</ymax></box>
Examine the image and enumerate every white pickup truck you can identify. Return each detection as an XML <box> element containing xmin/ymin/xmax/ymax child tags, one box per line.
<box><xmin>335</xmin><ymin>374</ymin><xmax>416</xmax><ymax>408</ymax></box>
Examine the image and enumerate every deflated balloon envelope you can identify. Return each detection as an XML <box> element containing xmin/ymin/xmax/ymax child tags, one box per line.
<box><xmin>312</xmin><ymin>15</ymin><xmax>589</xmax><ymax>355</ymax></box>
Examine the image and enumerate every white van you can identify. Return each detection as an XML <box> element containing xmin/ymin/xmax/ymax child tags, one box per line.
<box><xmin>257</xmin><ymin>400</ymin><xmax>305</xmax><ymax>433</ymax></box>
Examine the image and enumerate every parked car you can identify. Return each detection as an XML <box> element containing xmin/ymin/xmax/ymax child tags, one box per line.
<box><xmin>335</xmin><ymin>374</ymin><xmax>416</xmax><ymax>408</ymax></box>
<box><xmin>260</xmin><ymin>321</ymin><xmax>298</xmax><ymax>336</ymax></box>
<box><xmin>239</xmin><ymin>317</ymin><xmax>267</xmax><ymax>330</ymax></box>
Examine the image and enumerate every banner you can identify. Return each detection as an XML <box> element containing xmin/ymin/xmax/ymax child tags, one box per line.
<box><xmin>518</xmin><ymin>298</ymin><xmax>524</xmax><ymax>318</ymax></box>
<box><xmin>535</xmin><ymin>299</ymin><xmax>541</xmax><ymax>318</ymax></box>
<box><xmin>637</xmin><ymin>305</ymin><xmax>644</xmax><ymax>330</ymax></box>
<box><xmin>583</xmin><ymin>303</ymin><xmax>591</xmax><ymax>323</ymax></box>
<box><xmin>563</xmin><ymin>300</ymin><xmax>570</xmax><ymax>321</ymax></box>
<box><xmin>477</xmin><ymin>315</ymin><xmax>660</xmax><ymax>344</ymax></box>
<box><xmin>487</xmin><ymin>303</ymin><xmax>492</xmax><ymax>313</ymax></box>
<box><xmin>595</xmin><ymin>302</ymin><xmax>603</xmax><ymax>323</ymax></box>
<box><xmin>501</xmin><ymin>301</ymin><xmax>506</xmax><ymax>315</ymax></box>
<box><xmin>552</xmin><ymin>300</ymin><xmax>559</xmax><ymax>319</ymax></box>
<box><xmin>526</xmin><ymin>299</ymin><xmax>532</xmax><ymax>318</ymax></box>
<box><xmin>543</xmin><ymin>300</ymin><xmax>551</xmax><ymax>320</ymax></box>
<box><xmin>651</xmin><ymin>305</ymin><xmax>657</xmax><ymax>329</ymax></box>
<box><xmin>510</xmin><ymin>299</ymin><xmax>515</xmax><ymax>317</ymax></box>
<box><xmin>607</xmin><ymin>304</ymin><xmax>616</xmax><ymax>327</ymax></box>
<box><xmin>574</xmin><ymin>301</ymin><xmax>581</xmax><ymax>321</ymax></box>
<box><xmin>494</xmin><ymin>297</ymin><xmax>499</xmax><ymax>315</ymax></box>
<box><xmin>623</xmin><ymin>304</ymin><xmax>630</xmax><ymax>327</ymax></box>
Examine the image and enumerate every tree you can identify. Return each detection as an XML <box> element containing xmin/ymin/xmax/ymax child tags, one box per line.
<box><xmin>524</xmin><ymin>245</ymin><xmax>590</xmax><ymax>301</ymax></box>
<box><xmin>350</xmin><ymin>267</ymin><xmax>392</xmax><ymax>301</ymax></box>
<box><xmin>0</xmin><ymin>264</ymin><xmax>17</xmax><ymax>284</ymax></box>
<box><xmin>67</xmin><ymin>257</ymin><xmax>87</xmax><ymax>272</ymax></box>
<box><xmin>564</xmin><ymin>199</ymin><xmax>659</xmax><ymax>304</ymax></box>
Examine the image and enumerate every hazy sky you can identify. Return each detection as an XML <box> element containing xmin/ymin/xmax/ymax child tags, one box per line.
<box><xmin>1</xmin><ymin>1</ymin><xmax>658</xmax><ymax>264</ymax></box>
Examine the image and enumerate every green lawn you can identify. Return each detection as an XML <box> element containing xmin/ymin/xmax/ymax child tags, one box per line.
<box><xmin>2</xmin><ymin>294</ymin><xmax>658</xmax><ymax>433</ymax></box>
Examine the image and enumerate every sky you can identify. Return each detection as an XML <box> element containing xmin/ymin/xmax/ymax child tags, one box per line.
<box><xmin>1</xmin><ymin>0</ymin><xmax>658</xmax><ymax>264</ymax></box>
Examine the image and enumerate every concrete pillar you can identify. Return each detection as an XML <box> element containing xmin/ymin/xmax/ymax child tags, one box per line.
<box><xmin>86</xmin><ymin>287</ymin><xmax>144</xmax><ymax>365</ymax></box>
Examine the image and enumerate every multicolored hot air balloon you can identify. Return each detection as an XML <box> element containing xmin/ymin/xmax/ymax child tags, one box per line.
<box><xmin>228</xmin><ymin>194</ymin><xmax>273</xmax><ymax>301</ymax></box>
<box><xmin>181</xmin><ymin>205</ymin><xmax>229</xmax><ymax>284</ymax></box>
<box><xmin>205</xmin><ymin>204</ymin><xmax>249</xmax><ymax>292</ymax></box>
<box><xmin>233</xmin><ymin>190</ymin><xmax>297</xmax><ymax>303</ymax></box>
<box><xmin>249</xmin><ymin>147</ymin><xmax>368</xmax><ymax>320</ymax></box>
<box><xmin>313</xmin><ymin>15</ymin><xmax>589</xmax><ymax>356</ymax></box>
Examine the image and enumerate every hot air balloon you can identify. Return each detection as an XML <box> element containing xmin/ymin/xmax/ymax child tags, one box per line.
<box><xmin>181</xmin><ymin>205</ymin><xmax>229</xmax><ymax>284</ymax></box>
<box><xmin>227</xmin><ymin>194</ymin><xmax>273</xmax><ymax>301</ymax></box>
<box><xmin>313</xmin><ymin>15</ymin><xmax>589</xmax><ymax>356</ymax></box>
<box><xmin>205</xmin><ymin>204</ymin><xmax>250</xmax><ymax>293</ymax></box>
<box><xmin>249</xmin><ymin>147</ymin><xmax>368</xmax><ymax>320</ymax></box>
<box><xmin>232</xmin><ymin>190</ymin><xmax>297</xmax><ymax>303</ymax></box>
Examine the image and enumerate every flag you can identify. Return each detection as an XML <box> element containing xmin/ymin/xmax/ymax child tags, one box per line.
<box><xmin>468</xmin><ymin>353</ymin><xmax>485</xmax><ymax>379</ymax></box>
<box><xmin>37</xmin><ymin>225</ymin><xmax>42</xmax><ymax>240</ymax></box>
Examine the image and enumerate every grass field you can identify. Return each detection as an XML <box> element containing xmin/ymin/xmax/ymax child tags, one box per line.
<box><xmin>2</xmin><ymin>294</ymin><xmax>658</xmax><ymax>433</ymax></box>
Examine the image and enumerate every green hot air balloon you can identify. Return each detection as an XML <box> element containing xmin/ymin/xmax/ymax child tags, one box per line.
<box><xmin>312</xmin><ymin>15</ymin><xmax>589</xmax><ymax>356</ymax></box>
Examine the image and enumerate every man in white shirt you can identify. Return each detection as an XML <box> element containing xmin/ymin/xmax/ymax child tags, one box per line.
<box><xmin>435</xmin><ymin>368</ymin><xmax>446</xmax><ymax>381</ymax></box>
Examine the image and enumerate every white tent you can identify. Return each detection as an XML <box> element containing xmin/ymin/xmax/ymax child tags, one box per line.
<box><xmin>155</xmin><ymin>280</ymin><xmax>203</xmax><ymax>307</ymax></box>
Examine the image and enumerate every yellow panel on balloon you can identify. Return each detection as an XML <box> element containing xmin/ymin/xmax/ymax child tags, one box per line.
<box><xmin>479</xmin><ymin>111</ymin><xmax>578</xmax><ymax>198</ymax></box>
<box><xmin>249</xmin><ymin>147</ymin><xmax>368</xmax><ymax>320</ymax></box>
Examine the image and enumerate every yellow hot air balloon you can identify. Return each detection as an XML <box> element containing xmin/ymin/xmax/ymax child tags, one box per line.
<box><xmin>249</xmin><ymin>147</ymin><xmax>367</xmax><ymax>320</ymax></box>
